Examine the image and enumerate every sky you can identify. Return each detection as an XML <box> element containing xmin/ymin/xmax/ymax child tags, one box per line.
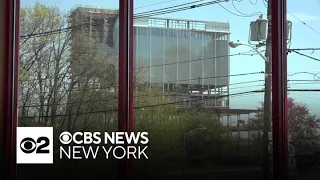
<box><xmin>21</xmin><ymin>0</ymin><xmax>320</xmax><ymax>118</ymax></box>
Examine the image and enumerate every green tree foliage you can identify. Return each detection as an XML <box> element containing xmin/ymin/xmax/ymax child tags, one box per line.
<box><xmin>249</xmin><ymin>97</ymin><xmax>320</xmax><ymax>154</ymax></box>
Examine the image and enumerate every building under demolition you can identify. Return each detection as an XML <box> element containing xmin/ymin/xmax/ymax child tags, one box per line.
<box><xmin>114</xmin><ymin>17</ymin><xmax>231</xmax><ymax>108</ymax></box>
<box><xmin>69</xmin><ymin>7</ymin><xmax>231</xmax><ymax>108</ymax></box>
<box><xmin>68</xmin><ymin>7</ymin><xmax>119</xmax><ymax>89</ymax></box>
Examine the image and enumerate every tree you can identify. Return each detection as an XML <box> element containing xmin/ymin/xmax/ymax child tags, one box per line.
<box><xmin>19</xmin><ymin>3</ymin><xmax>122</xmax><ymax>132</ymax></box>
<box><xmin>19</xmin><ymin>2</ymin><xmax>71</xmax><ymax>127</ymax></box>
<box><xmin>249</xmin><ymin>97</ymin><xmax>320</xmax><ymax>154</ymax></box>
<box><xmin>133</xmin><ymin>87</ymin><xmax>229</xmax><ymax>175</ymax></box>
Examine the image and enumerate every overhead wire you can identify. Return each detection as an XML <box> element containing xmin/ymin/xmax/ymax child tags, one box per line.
<box><xmin>135</xmin><ymin>0</ymin><xmax>206</xmax><ymax>16</ymax></box>
<box><xmin>135</xmin><ymin>0</ymin><xmax>180</xmax><ymax>9</ymax></box>
<box><xmin>136</xmin><ymin>50</ymin><xmax>255</xmax><ymax>69</ymax></box>
<box><xmin>20</xmin><ymin>70</ymin><xmax>265</xmax><ymax>86</ymax></box>
<box><xmin>18</xmin><ymin>77</ymin><xmax>320</xmax><ymax>108</ymax></box>
<box><xmin>262</xmin><ymin>1</ymin><xmax>320</xmax><ymax>40</ymax></box>
<box><xmin>218</xmin><ymin>1</ymin><xmax>261</xmax><ymax>17</ymax></box>
<box><xmin>248</xmin><ymin>0</ymin><xmax>257</xmax><ymax>5</ymax></box>
<box><xmin>288</xmin><ymin>72</ymin><xmax>320</xmax><ymax>80</ymax></box>
<box><xmin>19</xmin><ymin>50</ymin><xmax>258</xmax><ymax>83</ymax></box>
<box><xmin>288</xmin><ymin>48</ymin><xmax>320</xmax><ymax>52</ymax></box>
<box><xmin>229</xmin><ymin>80</ymin><xmax>263</xmax><ymax>85</ymax></box>
<box><xmin>134</xmin><ymin>0</ymin><xmax>228</xmax><ymax>18</ymax></box>
<box><xmin>19</xmin><ymin>71</ymin><xmax>320</xmax><ymax>93</ymax></box>
<box><xmin>230</xmin><ymin>0</ymin><xmax>262</xmax><ymax>17</ymax></box>
<box><xmin>166</xmin><ymin>71</ymin><xmax>264</xmax><ymax>83</ymax></box>
<box><xmin>19</xmin><ymin>78</ymin><xmax>270</xmax><ymax>108</ymax></box>
<box><xmin>288</xmin><ymin>79</ymin><xmax>320</xmax><ymax>82</ymax></box>
<box><xmin>289</xmin><ymin>82</ymin><xmax>320</xmax><ymax>85</ymax></box>
<box><xmin>19</xmin><ymin>88</ymin><xmax>320</xmax><ymax>118</ymax></box>
<box><xmin>262</xmin><ymin>0</ymin><xmax>267</xmax><ymax>8</ymax></box>
<box><xmin>19</xmin><ymin>90</ymin><xmax>265</xmax><ymax>117</ymax></box>
<box><xmin>20</xmin><ymin>0</ymin><xmax>227</xmax><ymax>38</ymax></box>
<box><xmin>290</xmin><ymin>50</ymin><xmax>320</xmax><ymax>62</ymax></box>
<box><xmin>287</xmin><ymin>11</ymin><xmax>320</xmax><ymax>36</ymax></box>
<box><xmin>19</xmin><ymin>78</ymin><xmax>265</xmax><ymax>95</ymax></box>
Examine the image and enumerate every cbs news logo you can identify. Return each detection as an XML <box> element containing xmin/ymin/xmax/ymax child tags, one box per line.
<box><xmin>17</xmin><ymin>127</ymin><xmax>53</xmax><ymax>164</ymax></box>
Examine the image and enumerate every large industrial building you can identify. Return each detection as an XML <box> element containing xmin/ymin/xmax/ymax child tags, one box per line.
<box><xmin>69</xmin><ymin>7</ymin><xmax>231</xmax><ymax>109</ymax></box>
<box><xmin>68</xmin><ymin>7</ymin><xmax>119</xmax><ymax>89</ymax></box>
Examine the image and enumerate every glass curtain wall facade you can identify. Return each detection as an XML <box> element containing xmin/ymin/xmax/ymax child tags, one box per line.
<box><xmin>115</xmin><ymin>18</ymin><xmax>230</xmax><ymax>107</ymax></box>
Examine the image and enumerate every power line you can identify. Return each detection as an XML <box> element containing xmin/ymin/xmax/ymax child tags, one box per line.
<box><xmin>291</xmin><ymin>50</ymin><xmax>320</xmax><ymax>62</ymax></box>
<box><xmin>18</xmin><ymin>51</ymin><xmax>257</xmax><ymax>83</ymax></box>
<box><xmin>135</xmin><ymin>0</ymin><xmax>205</xmax><ymax>16</ymax></box>
<box><xmin>262</xmin><ymin>4</ymin><xmax>320</xmax><ymax>37</ymax></box>
<box><xmin>262</xmin><ymin>0</ymin><xmax>267</xmax><ymax>8</ymax></box>
<box><xmin>19</xmin><ymin>90</ymin><xmax>264</xmax><ymax>117</ymax></box>
<box><xmin>19</xmin><ymin>71</ymin><xmax>265</xmax><ymax>95</ymax></box>
<box><xmin>136</xmin><ymin>51</ymin><xmax>255</xmax><ymax>69</ymax></box>
<box><xmin>287</xmin><ymin>89</ymin><xmax>320</xmax><ymax>92</ymax></box>
<box><xmin>217</xmin><ymin>1</ymin><xmax>260</xmax><ymax>17</ymax></box>
<box><xmin>19</xmin><ymin>77</ymin><xmax>320</xmax><ymax>109</ymax></box>
<box><xmin>289</xmin><ymin>82</ymin><xmax>320</xmax><ymax>85</ymax></box>
<box><xmin>134</xmin><ymin>0</ymin><xmax>228</xmax><ymax>18</ymax></box>
<box><xmin>19</xmin><ymin>88</ymin><xmax>320</xmax><ymax>118</ymax></box>
<box><xmin>19</xmin><ymin>80</ymin><xmax>266</xmax><ymax>108</ymax></box>
<box><xmin>287</xmin><ymin>11</ymin><xmax>320</xmax><ymax>36</ymax></box>
<box><xmin>20</xmin><ymin>0</ymin><xmax>227</xmax><ymax>38</ymax></box>
<box><xmin>248</xmin><ymin>0</ymin><xmax>257</xmax><ymax>5</ymax></box>
<box><xmin>229</xmin><ymin>84</ymin><xmax>264</xmax><ymax>90</ymax></box>
<box><xmin>166</xmin><ymin>71</ymin><xmax>264</xmax><ymax>83</ymax></box>
<box><xmin>288</xmin><ymin>48</ymin><xmax>320</xmax><ymax>51</ymax></box>
<box><xmin>289</xmin><ymin>79</ymin><xmax>320</xmax><ymax>82</ymax></box>
<box><xmin>230</xmin><ymin>0</ymin><xmax>261</xmax><ymax>17</ymax></box>
<box><xmin>288</xmin><ymin>72</ymin><xmax>320</xmax><ymax>80</ymax></box>
<box><xmin>20</xmin><ymin>20</ymin><xmax>103</xmax><ymax>38</ymax></box>
<box><xmin>230</xmin><ymin>80</ymin><xmax>263</xmax><ymax>85</ymax></box>
<box><xmin>135</xmin><ymin>0</ymin><xmax>180</xmax><ymax>9</ymax></box>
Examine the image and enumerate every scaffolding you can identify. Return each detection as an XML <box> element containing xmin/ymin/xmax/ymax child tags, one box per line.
<box><xmin>68</xmin><ymin>7</ymin><xmax>119</xmax><ymax>88</ymax></box>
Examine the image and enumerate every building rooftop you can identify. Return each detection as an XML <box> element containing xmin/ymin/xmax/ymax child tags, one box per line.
<box><xmin>69</xmin><ymin>7</ymin><xmax>118</xmax><ymax>15</ymax></box>
<box><xmin>134</xmin><ymin>17</ymin><xmax>230</xmax><ymax>33</ymax></box>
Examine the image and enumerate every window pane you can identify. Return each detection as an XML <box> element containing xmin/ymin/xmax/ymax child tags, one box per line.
<box><xmin>287</xmin><ymin>0</ymin><xmax>320</xmax><ymax>179</ymax></box>
<box><xmin>132</xmin><ymin>0</ymin><xmax>268</xmax><ymax>179</ymax></box>
<box><xmin>19</xmin><ymin>0</ymin><xmax>119</xmax><ymax>179</ymax></box>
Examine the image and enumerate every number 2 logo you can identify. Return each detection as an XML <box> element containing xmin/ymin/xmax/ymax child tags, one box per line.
<box><xmin>20</xmin><ymin>136</ymin><xmax>50</xmax><ymax>154</ymax></box>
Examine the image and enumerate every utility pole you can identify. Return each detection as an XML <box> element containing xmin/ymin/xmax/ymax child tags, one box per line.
<box><xmin>262</xmin><ymin>0</ymin><xmax>272</xmax><ymax>179</ymax></box>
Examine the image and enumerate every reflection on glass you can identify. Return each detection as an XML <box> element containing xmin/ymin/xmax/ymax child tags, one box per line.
<box><xmin>19</xmin><ymin>2</ymin><xmax>119</xmax><ymax>180</ymax></box>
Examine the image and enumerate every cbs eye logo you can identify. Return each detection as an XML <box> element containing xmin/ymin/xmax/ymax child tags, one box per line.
<box><xmin>20</xmin><ymin>137</ymin><xmax>50</xmax><ymax>154</ymax></box>
<box><xmin>59</xmin><ymin>132</ymin><xmax>72</xmax><ymax>144</ymax></box>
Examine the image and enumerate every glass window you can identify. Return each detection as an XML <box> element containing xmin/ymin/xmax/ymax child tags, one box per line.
<box><xmin>19</xmin><ymin>0</ymin><xmax>120</xmax><ymax>179</ymax></box>
<box><xmin>16</xmin><ymin>0</ymin><xmax>300</xmax><ymax>179</ymax></box>
<box><xmin>286</xmin><ymin>0</ymin><xmax>320</xmax><ymax>179</ymax></box>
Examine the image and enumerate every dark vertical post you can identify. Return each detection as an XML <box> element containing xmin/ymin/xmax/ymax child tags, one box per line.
<box><xmin>12</xmin><ymin>0</ymin><xmax>20</xmax><ymax>179</ymax></box>
<box><xmin>271</xmin><ymin>0</ymin><xmax>288</xmax><ymax>179</ymax></box>
<box><xmin>3</xmin><ymin>0</ymin><xmax>19</xmax><ymax>180</ymax></box>
<box><xmin>118</xmin><ymin>0</ymin><xmax>134</xmax><ymax>179</ymax></box>
<box><xmin>2</xmin><ymin>0</ymin><xmax>19</xmax><ymax>179</ymax></box>
<box><xmin>128</xmin><ymin>0</ymin><xmax>134</xmax><ymax>178</ymax></box>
